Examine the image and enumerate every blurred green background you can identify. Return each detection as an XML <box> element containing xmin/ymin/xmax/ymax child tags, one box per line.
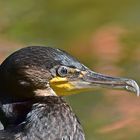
<box><xmin>0</xmin><ymin>0</ymin><xmax>140</xmax><ymax>140</ymax></box>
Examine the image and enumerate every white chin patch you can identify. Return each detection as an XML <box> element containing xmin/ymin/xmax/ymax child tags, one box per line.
<box><xmin>34</xmin><ymin>87</ymin><xmax>57</xmax><ymax>97</ymax></box>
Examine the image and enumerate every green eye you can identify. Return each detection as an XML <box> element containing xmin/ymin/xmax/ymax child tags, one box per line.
<box><xmin>57</xmin><ymin>66</ymin><xmax>68</xmax><ymax>77</ymax></box>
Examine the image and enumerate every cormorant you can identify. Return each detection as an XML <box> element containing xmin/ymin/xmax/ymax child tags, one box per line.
<box><xmin>0</xmin><ymin>46</ymin><xmax>139</xmax><ymax>140</ymax></box>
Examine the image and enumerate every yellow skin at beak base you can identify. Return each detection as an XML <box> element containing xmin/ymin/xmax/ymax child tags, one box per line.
<box><xmin>50</xmin><ymin>76</ymin><xmax>76</xmax><ymax>96</ymax></box>
<box><xmin>49</xmin><ymin>76</ymin><xmax>92</xmax><ymax>96</ymax></box>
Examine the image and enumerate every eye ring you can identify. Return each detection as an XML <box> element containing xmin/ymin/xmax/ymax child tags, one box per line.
<box><xmin>57</xmin><ymin>66</ymin><xmax>68</xmax><ymax>77</ymax></box>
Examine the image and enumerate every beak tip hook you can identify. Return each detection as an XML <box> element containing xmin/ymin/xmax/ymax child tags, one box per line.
<box><xmin>126</xmin><ymin>80</ymin><xmax>140</xmax><ymax>97</ymax></box>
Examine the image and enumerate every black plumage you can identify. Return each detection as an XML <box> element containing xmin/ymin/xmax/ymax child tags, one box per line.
<box><xmin>0</xmin><ymin>46</ymin><xmax>139</xmax><ymax>140</ymax></box>
<box><xmin>0</xmin><ymin>97</ymin><xmax>85</xmax><ymax>140</ymax></box>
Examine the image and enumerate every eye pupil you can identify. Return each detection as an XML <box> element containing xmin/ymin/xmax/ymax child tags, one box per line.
<box><xmin>58</xmin><ymin>66</ymin><xmax>68</xmax><ymax>77</ymax></box>
<box><xmin>61</xmin><ymin>67</ymin><xmax>67</xmax><ymax>74</ymax></box>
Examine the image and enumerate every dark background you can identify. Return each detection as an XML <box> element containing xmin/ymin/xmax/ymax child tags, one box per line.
<box><xmin>0</xmin><ymin>1</ymin><xmax>140</xmax><ymax>139</ymax></box>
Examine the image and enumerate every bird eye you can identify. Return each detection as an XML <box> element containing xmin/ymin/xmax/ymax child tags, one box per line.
<box><xmin>57</xmin><ymin>66</ymin><xmax>68</xmax><ymax>77</ymax></box>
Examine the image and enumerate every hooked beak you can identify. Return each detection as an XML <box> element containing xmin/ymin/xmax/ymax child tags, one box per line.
<box><xmin>72</xmin><ymin>69</ymin><xmax>140</xmax><ymax>96</ymax></box>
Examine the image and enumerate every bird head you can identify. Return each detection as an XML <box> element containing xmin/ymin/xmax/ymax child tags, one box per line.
<box><xmin>0</xmin><ymin>46</ymin><xmax>139</xmax><ymax>103</ymax></box>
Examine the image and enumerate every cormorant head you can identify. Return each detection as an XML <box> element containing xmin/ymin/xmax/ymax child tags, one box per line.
<box><xmin>0</xmin><ymin>46</ymin><xmax>139</xmax><ymax>103</ymax></box>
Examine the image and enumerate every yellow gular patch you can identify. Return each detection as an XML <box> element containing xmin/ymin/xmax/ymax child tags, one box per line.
<box><xmin>50</xmin><ymin>76</ymin><xmax>68</xmax><ymax>84</ymax></box>
<box><xmin>50</xmin><ymin>82</ymin><xmax>75</xmax><ymax>96</ymax></box>
<box><xmin>49</xmin><ymin>76</ymin><xmax>75</xmax><ymax>96</ymax></box>
<box><xmin>55</xmin><ymin>83</ymin><xmax>74</xmax><ymax>90</ymax></box>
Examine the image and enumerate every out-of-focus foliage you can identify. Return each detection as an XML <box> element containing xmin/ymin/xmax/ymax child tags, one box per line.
<box><xmin>1</xmin><ymin>0</ymin><xmax>140</xmax><ymax>46</ymax></box>
<box><xmin>0</xmin><ymin>1</ymin><xmax>140</xmax><ymax>140</ymax></box>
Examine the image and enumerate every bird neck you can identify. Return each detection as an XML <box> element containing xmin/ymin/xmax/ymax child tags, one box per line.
<box><xmin>20</xmin><ymin>96</ymin><xmax>85</xmax><ymax>140</ymax></box>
